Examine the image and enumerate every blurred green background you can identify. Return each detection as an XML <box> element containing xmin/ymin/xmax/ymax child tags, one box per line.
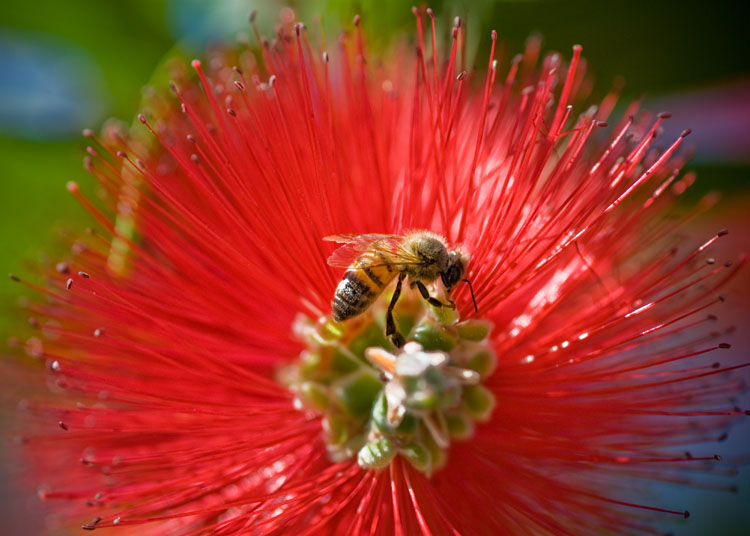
<box><xmin>1</xmin><ymin>0</ymin><xmax>748</xmax><ymax>534</ymax></box>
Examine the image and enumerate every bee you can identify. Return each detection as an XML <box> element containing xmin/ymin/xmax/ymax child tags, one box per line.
<box><xmin>325</xmin><ymin>231</ymin><xmax>477</xmax><ymax>348</ymax></box>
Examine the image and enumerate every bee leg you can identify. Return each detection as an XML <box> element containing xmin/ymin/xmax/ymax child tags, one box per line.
<box><xmin>414</xmin><ymin>281</ymin><xmax>456</xmax><ymax>309</ymax></box>
<box><xmin>386</xmin><ymin>273</ymin><xmax>406</xmax><ymax>348</ymax></box>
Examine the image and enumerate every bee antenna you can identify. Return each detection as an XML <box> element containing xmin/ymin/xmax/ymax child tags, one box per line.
<box><xmin>463</xmin><ymin>279</ymin><xmax>478</xmax><ymax>313</ymax></box>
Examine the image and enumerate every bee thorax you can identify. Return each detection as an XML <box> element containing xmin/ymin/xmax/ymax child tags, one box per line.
<box><xmin>402</xmin><ymin>234</ymin><xmax>449</xmax><ymax>281</ymax></box>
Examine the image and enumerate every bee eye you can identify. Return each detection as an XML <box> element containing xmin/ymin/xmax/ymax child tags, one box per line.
<box><xmin>442</xmin><ymin>261</ymin><xmax>463</xmax><ymax>289</ymax></box>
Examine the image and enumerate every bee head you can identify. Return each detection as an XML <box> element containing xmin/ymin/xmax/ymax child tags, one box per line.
<box><xmin>441</xmin><ymin>250</ymin><xmax>468</xmax><ymax>290</ymax></box>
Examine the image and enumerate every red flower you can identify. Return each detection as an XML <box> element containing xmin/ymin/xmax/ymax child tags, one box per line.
<box><xmin>8</xmin><ymin>10</ymin><xmax>748</xmax><ymax>535</ymax></box>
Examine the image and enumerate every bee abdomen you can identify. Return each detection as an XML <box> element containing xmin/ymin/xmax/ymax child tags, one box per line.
<box><xmin>332</xmin><ymin>270</ymin><xmax>380</xmax><ymax>322</ymax></box>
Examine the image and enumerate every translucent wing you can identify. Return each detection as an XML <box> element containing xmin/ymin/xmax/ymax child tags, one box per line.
<box><xmin>324</xmin><ymin>233</ymin><xmax>403</xmax><ymax>249</ymax></box>
<box><xmin>324</xmin><ymin>233</ymin><xmax>405</xmax><ymax>269</ymax></box>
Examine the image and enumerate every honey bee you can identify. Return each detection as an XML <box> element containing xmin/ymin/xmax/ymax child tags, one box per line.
<box><xmin>325</xmin><ymin>231</ymin><xmax>477</xmax><ymax>348</ymax></box>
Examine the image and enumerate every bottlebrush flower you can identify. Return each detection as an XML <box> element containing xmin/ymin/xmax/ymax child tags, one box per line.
<box><xmin>6</xmin><ymin>9</ymin><xmax>749</xmax><ymax>536</ymax></box>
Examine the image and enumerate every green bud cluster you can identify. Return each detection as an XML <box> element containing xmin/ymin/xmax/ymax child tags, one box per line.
<box><xmin>283</xmin><ymin>290</ymin><xmax>496</xmax><ymax>475</ymax></box>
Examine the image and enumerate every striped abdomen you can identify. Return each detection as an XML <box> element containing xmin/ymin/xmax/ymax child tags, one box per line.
<box><xmin>332</xmin><ymin>257</ymin><xmax>396</xmax><ymax>322</ymax></box>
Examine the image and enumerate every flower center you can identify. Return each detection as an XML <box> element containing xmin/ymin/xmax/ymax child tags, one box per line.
<box><xmin>283</xmin><ymin>288</ymin><xmax>496</xmax><ymax>476</ymax></box>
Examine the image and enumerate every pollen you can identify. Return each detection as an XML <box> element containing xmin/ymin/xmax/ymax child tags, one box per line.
<box><xmin>284</xmin><ymin>290</ymin><xmax>496</xmax><ymax>476</ymax></box>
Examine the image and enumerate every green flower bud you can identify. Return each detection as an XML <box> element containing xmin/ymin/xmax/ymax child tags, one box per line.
<box><xmin>412</xmin><ymin>323</ymin><xmax>456</xmax><ymax>352</ymax></box>
<box><xmin>466</xmin><ymin>350</ymin><xmax>497</xmax><ymax>378</ymax></box>
<box><xmin>399</xmin><ymin>442</ymin><xmax>432</xmax><ymax>474</ymax></box>
<box><xmin>335</xmin><ymin>371</ymin><xmax>383</xmax><ymax>420</ymax></box>
<box><xmin>358</xmin><ymin>438</ymin><xmax>396</xmax><ymax>470</ymax></box>
<box><xmin>456</xmin><ymin>319</ymin><xmax>491</xmax><ymax>341</ymax></box>
<box><xmin>432</xmin><ymin>304</ymin><xmax>459</xmax><ymax>325</ymax></box>
<box><xmin>462</xmin><ymin>384</ymin><xmax>495</xmax><ymax>421</ymax></box>
<box><xmin>371</xmin><ymin>391</ymin><xmax>390</xmax><ymax>433</ymax></box>
<box><xmin>446</xmin><ymin>413</ymin><xmax>474</xmax><ymax>440</ymax></box>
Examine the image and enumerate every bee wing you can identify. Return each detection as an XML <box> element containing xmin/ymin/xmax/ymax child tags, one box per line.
<box><xmin>324</xmin><ymin>233</ymin><xmax>403</xmax><ymax>268</ymax></box>
<box><xmin>323</xmin><ymin>233</ymin><xmax>402</xmax><ymax>247</ymax></box>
